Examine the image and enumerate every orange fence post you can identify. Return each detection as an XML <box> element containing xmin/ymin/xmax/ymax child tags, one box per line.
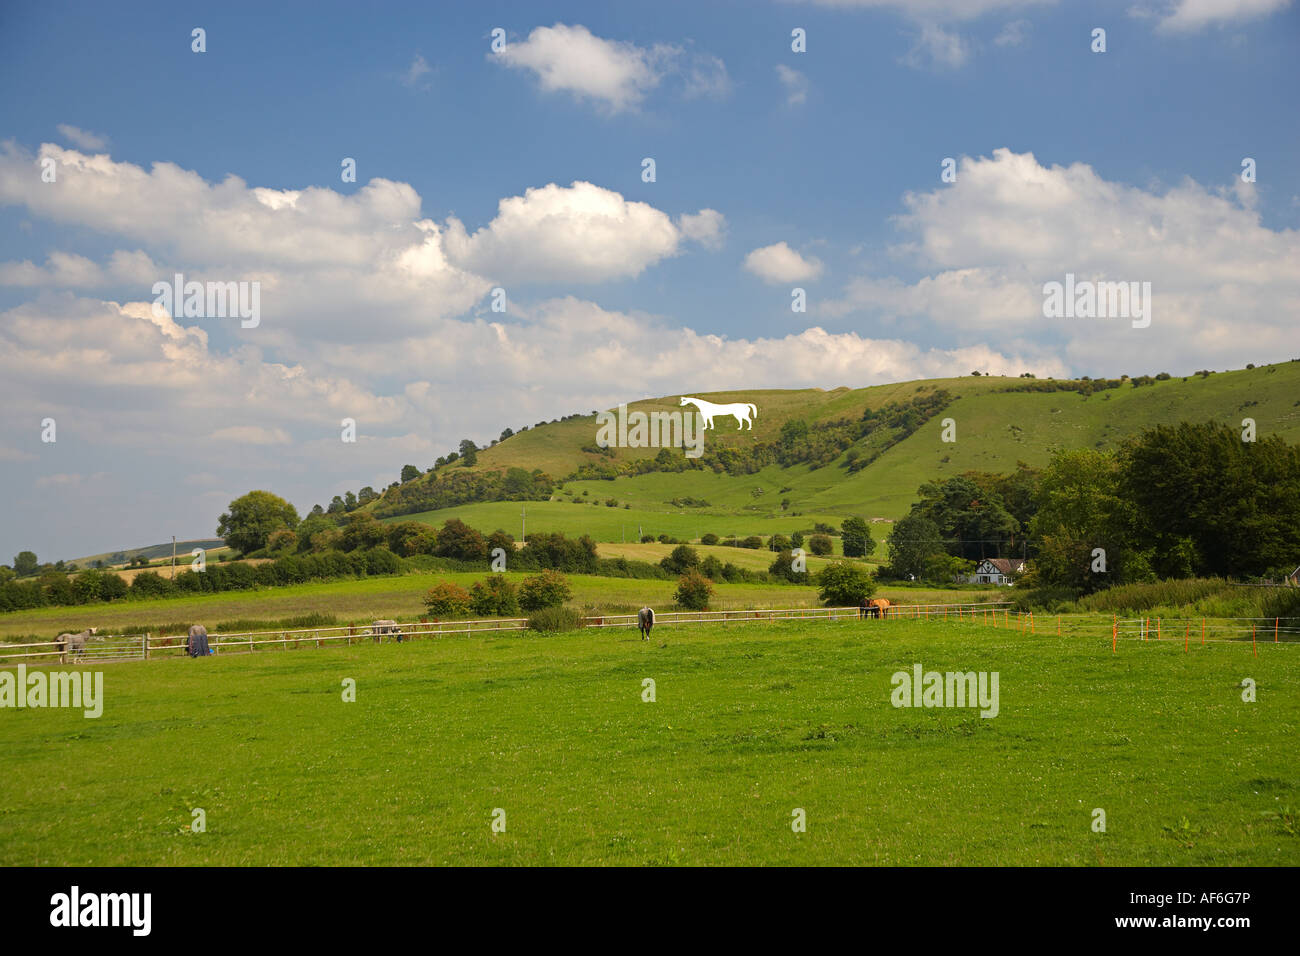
<box><xmin>1276</xmin><ymin>617</ymin><xmax>1280</xmax><ymax>643</ymax></box>
<box><xmin>1030</xmin><ymin>613</ymin><xmax>1034</xmax><ymax>634</ymax></box>
<box><xmin>1112</xmin><ymin>617</ymin><xmax>1117</xmax><ymax>654</ymax></box>
<box><xmin>1057</xmin><ymin>615</ymin><xmax>1061</xmax><ymax>637</ymax></box>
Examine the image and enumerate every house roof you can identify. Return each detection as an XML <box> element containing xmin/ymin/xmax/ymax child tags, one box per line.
<box><xmin>984</xmin><ymin>558</ymin><xmax>1024</xmax><ymax>574</ymax></box>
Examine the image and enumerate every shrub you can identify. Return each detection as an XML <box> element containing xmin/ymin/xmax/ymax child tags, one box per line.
<box><xmin>519</xmin><ymin>531</ymin><xmax>599</xmax><ymax>573</ymax></box>
<box><xmin>72</xmin><ymin>569</ymin><xmax>104</xmax><ymax>604</ymax></box>
<box><xmin>740</xmin><ymin>535</ymin><xmax>764</xmax><ymax>549</ymax></box>
<box><xmin>486</xmin><ymin>530</ymin><xmax>516</xmax><ymax>562</ymax></box>
<box><xmin>519</xmin><ymin>569</ymin><xmax>573</xmax><ymax>611</ymax></box>
<box><xmin>769</xmin><ymin>534</ymin><xmax>791</xmax><ymax>552</ymax></box>
<box><xmin>769</xmin><ymin>549</ymin><xmax>810</xmax><ymax>583</ymax></box>
<box><xmin>361</xmin><ymin>547</ymin><xmax>402</xmax><ymax>576</ymax></box>
<box><xmin>340</xmin><ymin>513</ymin><xmax>388</xmax><ymax>552</ymax></box>
<box><xmin>266</xmin><ymin>528</ymin><xmax>298</xmax><ymax>553</ymax></box>
<box><xmin>100</xmin><ymin>573</ymin><xmax>128</xmax><ymax>601</ymax></box>
<box><xmin>699</xmin><ymin>555</ymin><xmax>724</xmax><ymax>580</ymax></box>
<box><xmin>815</xmin><ymin>561</ymin><xmax>876</xmax><ymax>606</ymax></box>
<box><xmin>808</xmin><ymin>534</ymin><xmax>833</xmax><ymax>556</ymax></box>
<box><xmin>660</xmin><ymin>544</ymin><xmax>700</xmax><ymax>575</ymax></box>
<box><xmin>422</xmin><ymin>581</ymin><xmax>472</xmax><ymax>617</ymax></box>
<box><xmin>676</xmin><ymin>570</ymin><xmax>714</xmax><ymax>610</ymax></box>
<box><xmin>527</xmin><ymin>606</ymin><xmax>584</xmax><ymax>632</ymax></box>
<box><xmin>435</xmin><ymin>518</ymin><xmax>488</xmax><ymax>562</ymax></box>
<box><xmin>700</xmin><ymin>533</ymin><xmax>720</xmax><ymax>546</ymax></box>
<box><xmin>304</xmin><ymin>527</ymin><xmax>340</xmax><ymax>553</ymax></box>
<box><xmin>130</xmin><ymin>571</ymin><xmax>175</xmax><ymax>598</ymax></box>
<box><xmin>224</xmin><ymin>561</ymin><xmax>258</xmax><ymax>590</ymax></box>
<box><xmin>388</xmin><ymin>521</ymin><xmax>438</xmax><ymax>557</ymax></box>
<box><xmin>469</xmin><ymin>575</ymin><xmax>519</xmax><ymax>617</ymax></box>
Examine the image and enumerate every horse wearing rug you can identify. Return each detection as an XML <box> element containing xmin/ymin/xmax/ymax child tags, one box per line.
<box><xmin>187</xmin><ymin>624</ymin><xmax>211</xmax><ymax>657</ymax></box>
<box><xmin>56</xmin><ymin>627</ymin><xmax>97</xmax><ymax>660</ymax></box>
<box><xmin>679</xmin><ymin>397</ymin><xmax>758</xmax><ymax>430</ymax></box>
<box><xmin>637</xmin><ymin>607</ymin><xmax>655</xmax><ymax>640</ymax></box>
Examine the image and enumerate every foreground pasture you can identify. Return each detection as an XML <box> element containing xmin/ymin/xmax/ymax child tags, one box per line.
<box><xmin>0</xmin><ymin>619</ymin><xmax>1294</xmax><ymax>865</ymax></box>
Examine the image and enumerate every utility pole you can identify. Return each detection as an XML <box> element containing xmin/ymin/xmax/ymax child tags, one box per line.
<box><xmin>171</xmin><ymin>536</ymin><xmax>176</xmax><ymax>580</ymax></box>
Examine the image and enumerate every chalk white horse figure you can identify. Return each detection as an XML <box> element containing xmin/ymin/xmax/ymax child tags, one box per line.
<box><xmin>680</xmin><ymin>397</ymin><xmax>758</xmax><ymax>430</ymax></box>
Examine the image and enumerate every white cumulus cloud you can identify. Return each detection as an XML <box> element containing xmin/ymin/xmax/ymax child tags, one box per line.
<box><xmin>744</xmin><ymin>242</ymin><xmax>825</xmax><ymax>284</ymax></box>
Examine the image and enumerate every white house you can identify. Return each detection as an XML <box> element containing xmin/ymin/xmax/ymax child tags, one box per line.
<box><xmin>967</xmin><ymin>558</ymin><xmax>1026</xmax><ymax>586</ymax></box>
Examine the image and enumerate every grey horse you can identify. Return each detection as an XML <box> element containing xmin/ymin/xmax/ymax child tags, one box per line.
<box><xmin>369</xmin><ymin>620</ymin><xmax>404</xmax><ymax>643</ymax></box>
<box><xmin>637</xmin><ymin>607</ymin><xmax>655</xmax><ymax>640</ymax></box>
<box><xmin>187</xmin><ymin>624</ymin><xmax>211</xmax><ymax>657</ymax></box>
<box><xmin>56</xmin><ymin>627</ymin><xmax>97</xmax><ymax>659</ymax></box>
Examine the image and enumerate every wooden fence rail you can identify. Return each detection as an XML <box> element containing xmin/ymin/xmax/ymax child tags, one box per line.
<box><xmin>4</xmin><ymin>603</ymin><xmax>1295</xmax><ymax>668</ymax></box>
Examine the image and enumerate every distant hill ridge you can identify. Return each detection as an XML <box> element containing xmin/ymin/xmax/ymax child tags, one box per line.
<box><xmin>371</xmin><ymin>362</ymin><xmax>1300</xmax><ymax>523</ymax></box>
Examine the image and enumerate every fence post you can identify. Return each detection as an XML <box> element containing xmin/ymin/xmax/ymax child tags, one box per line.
<box><xmin>1276</xmin><ymin>618</ymin><xmax>1280</xmax><ymax>643</ymax></box>
<box><xmin>144</xmin><ymin>633</ymin><xmax>150</xmax><ymax>660</ymax></box>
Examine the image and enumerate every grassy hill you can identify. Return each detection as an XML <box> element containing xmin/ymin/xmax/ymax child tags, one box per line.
<box><xmin>65</xmin><ymin>539</ymin><xmax>228</xmax><ymax>568</ymax></box>
<box><xmin>378</xmin><ymin>362</ymin><xmax>1300</xmax><ymax>540</ymax></box>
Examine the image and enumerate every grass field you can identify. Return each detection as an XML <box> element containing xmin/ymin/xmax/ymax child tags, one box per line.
<box><xmin>384</xmin><ymin>495</ymin><xmax>854</xmax><ymax>547</ymax></box>
<box><xmin>1</xmin><ymin>618</ymin><xmax>1294</xmax><ymax>865</ymax></box>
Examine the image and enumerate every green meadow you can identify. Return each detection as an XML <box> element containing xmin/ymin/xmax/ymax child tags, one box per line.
<box><xmin>1</xmin><ymin>618</ymin><xmax>1294</xmax><ymax>866</ymax></box>
<box><xmin>386</xmin><ymin>493</ymin><xmax>853</xmax><ymax>548</ymax></box>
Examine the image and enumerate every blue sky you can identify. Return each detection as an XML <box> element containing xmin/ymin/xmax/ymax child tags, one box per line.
<box><xmin>1</xmin><ymin>0</ymin><xmax>1297</xmax><ymax>559</ymax></box>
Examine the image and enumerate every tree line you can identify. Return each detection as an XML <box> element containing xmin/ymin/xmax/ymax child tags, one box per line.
<box><xmin>881</xmin><ymin>420</ymin><xmax>1300</xmax><ymax>591</ymax></box>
